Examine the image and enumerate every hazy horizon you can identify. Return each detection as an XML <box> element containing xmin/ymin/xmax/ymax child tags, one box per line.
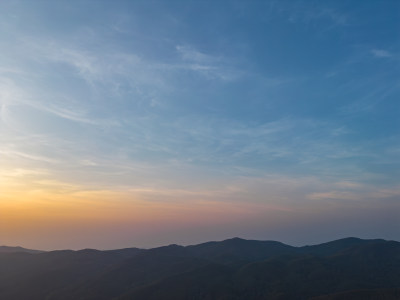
<box><xmin>3</xmin><ymin>235</ymin><xmax>397</xmax><ymax>252</ymax></box>
<box><xmin>1</xmin><ymin>0</ymin><xmax>399</xmax><ymax>251</ymax></box>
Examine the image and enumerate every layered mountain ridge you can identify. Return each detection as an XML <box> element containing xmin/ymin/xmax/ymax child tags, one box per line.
<box><xmin>0</xmin><ymin>237</ymin><xmax>399</xmax><ymax>299</ymax></box>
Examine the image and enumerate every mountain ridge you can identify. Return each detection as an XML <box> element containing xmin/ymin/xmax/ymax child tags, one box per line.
<box><xmin>0</xmin><ymin>246</ymin><xmax>44</xmax><ymax>254</ymax></box>
<box><xmin>1</xmin><ymin>237</ymin><xmax>398</xmax><ymax>299</ymax></box>
<box><xmin>3</xmin><ymin>236</ymin><xmax>392</xmax><ymax>253</ymax></box>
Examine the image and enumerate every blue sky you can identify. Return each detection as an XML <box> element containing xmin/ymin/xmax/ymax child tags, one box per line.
<box><xmin>0</xmin><ymin>0</ymin><xmax>399</xmax><ymax>249</ymax></box>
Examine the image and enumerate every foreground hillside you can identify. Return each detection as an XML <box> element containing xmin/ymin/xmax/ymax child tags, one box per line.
<box><xmin>0</xmin><ymin>238</ymin><xmax>399</xmax><ymax>299</ymax></box>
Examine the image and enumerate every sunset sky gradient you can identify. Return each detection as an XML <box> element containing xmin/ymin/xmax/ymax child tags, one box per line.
<box><xmin>0</xmin><ymin>0</ymin><xmax>399</xmax><ymax>250</ymax></box>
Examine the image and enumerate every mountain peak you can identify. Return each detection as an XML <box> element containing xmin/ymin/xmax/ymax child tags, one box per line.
<box><xmin>0</xmin><ymin>246</ymin><xmax>43</xmax><ymax>254</ymax></box>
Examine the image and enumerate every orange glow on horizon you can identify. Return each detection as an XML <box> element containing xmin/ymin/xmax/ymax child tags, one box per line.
<box><xmin>0</xmin><ymin>178</ymin><xmax>280</xmax><ymax>249</ymax></box>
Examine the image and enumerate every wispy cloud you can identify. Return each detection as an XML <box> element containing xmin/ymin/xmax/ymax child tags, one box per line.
<box><xmin>176</xmin><ymin>45</ymin><xmax>217</xmax><ymax>64</ymax></box>
<box><xmin>0</xmin><ymin>148</ymin><xmax>60</xmax><ymax>164</ymax></box>
<box><xmin>176</xmin><ymin>44</ymin><xmax>241</xmax><ymax>81</ymax></box>
<box><xmin>284</xmin><ymin>2</ymin><xmax>348</xmax><ymax>27</ymax></box>
<box><xmin>371</xmin><ymin>49</ymin><xmax>392</xmax><ymax>58</ymax></box>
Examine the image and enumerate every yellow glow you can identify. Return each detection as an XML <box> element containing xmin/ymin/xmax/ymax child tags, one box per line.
<box><xmin>0</xmin><ymin>173</ymin><xmax>275</xmax><ymax>249</ymax></box>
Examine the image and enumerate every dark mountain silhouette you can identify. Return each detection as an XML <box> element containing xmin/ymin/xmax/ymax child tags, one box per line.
<box><xmin>0</xmin><ymin>238</ymin><xmax>399</xmax><ymax>299</ymax></box>
<box><xmin>0</xmin><ymin>248</ymin><xmax>142</xmax><ymax>300</ymax></box>
<box><xmin>0</xmin><ymin>246</ymin><xmax>44</xmax><ymax>254</ymax></box>
<box><xmin>187</xmin><ymin>237</ymin><xmax>296</xmax><ymax>264</ymax></box>
<box><xmin>298</xmin><ymin>237</ymin><xmax>387</xmax><ymax>256</ymax></box>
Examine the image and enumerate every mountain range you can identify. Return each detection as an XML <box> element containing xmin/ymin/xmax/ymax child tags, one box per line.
<box><xmin>0</xmin><ymin>246</ymin><xmax>43</xmax><ymax>254</ymax></box>
<box><xmin>0</xmin><ymin>237</ymin><xmax>399</xmax><ymax>299</ymax></box>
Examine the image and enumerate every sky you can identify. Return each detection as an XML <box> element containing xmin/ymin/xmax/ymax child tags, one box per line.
<box><xmin>0</xmin><ymin>0</ymin><xmax>399</xmax><ymax>250</ymax></box>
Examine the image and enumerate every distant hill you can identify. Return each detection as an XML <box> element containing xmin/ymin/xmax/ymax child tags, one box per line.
<box><xmin>0</xmin><ymin>238</ymin><xmax>399</xmax><ymax>300</ymax></box>
<box><xmin>0</xmin><ymin>246</ymin><xmax>44</xmax><ymax>254</ymax></box>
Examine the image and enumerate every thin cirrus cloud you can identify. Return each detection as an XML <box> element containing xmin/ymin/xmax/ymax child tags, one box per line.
<box><xmin>371</xmin><ymin>49</ymin><xmax>392</xmax><ymax>58</ymax></box>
